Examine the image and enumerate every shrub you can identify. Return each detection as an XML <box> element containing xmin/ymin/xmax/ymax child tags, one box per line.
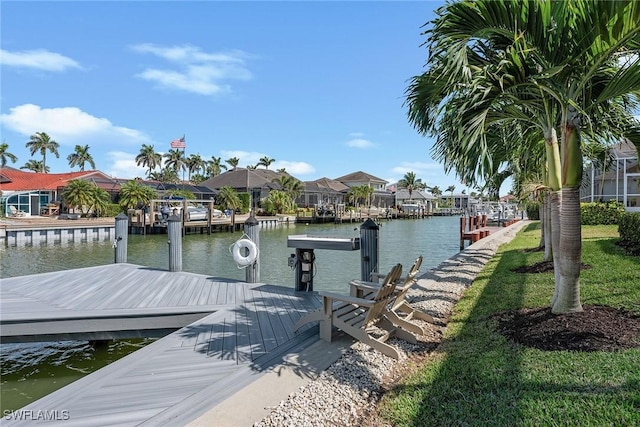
<box><xmin>525</xmin><ymin>202</ymin><xmax>540</xmax><ymax>220</ymax></box>
<box><xmin>580</xmin><ymin>201</ymin><xmax>626</xmax><ymax>225</ymax></box>
<box><xmin>102</xmin><ymin>203</ymin><xmax>123</xmax><ymax>218</ymax></box>
<box><xmin>238</xmin><ymin>192</ymin><xmax>251</xmax><ymax>214</ymax></box>
<box><xmin>618</xmin><ymin>212</ymin><xmax>640</xmax><ymax>255</ymax></box>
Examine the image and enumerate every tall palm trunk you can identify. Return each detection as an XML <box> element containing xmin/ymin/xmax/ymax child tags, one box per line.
<box><xmin>545</xmin><ymin>129</ymin><xmax>562</xmax><ymax>264</ymax></box>
<box><xmin>552</xmin><ymin>114</ymin><xmax>583</xmax><ymax>314</ymax></box>
<box><xmin>549</xmin><ymin>190</ymin><xmax>561</xmax><ymax>304</ymax></box>
<box><xmin>538</xmin><ymin>194</ymin><xmax>546</xmax><ymax>251</ymax></box>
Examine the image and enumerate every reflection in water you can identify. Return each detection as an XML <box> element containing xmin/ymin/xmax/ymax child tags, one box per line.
<box><xmin>0</xmin><ymin>216</ymin><xmax>460</xmax><ymax>411</ymax></box>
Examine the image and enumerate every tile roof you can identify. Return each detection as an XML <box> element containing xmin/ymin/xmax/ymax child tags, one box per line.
<box><xmin>200</xmin><ymin>168</ymin><xmax>284</xmax><ymax>190</ymax></box>
<box><xmin>334</xmin><ymin>170</ymin><xmax>387</xmax><ymax>184</ymax></box>
<box><xmin>304</xmin><ymin>177</ymin><xmax>350</xmax><ymax>193</ymax></box>
<box><xmin>0</xmin><ymin>167</ymin><xmax>115</xmax><ymax>191</ymax></box>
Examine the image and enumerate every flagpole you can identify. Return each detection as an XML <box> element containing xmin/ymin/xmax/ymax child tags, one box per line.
<box><xmin>182</xmin><ymin>134</ymin><xmax>186</xmax><ymax>192</ymax></box>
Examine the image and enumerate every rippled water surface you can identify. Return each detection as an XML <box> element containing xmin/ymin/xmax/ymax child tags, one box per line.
<box><xmin>1</xmin><ymin>216</ymin><xmax>460</xmax><ymax>411</ymax></box>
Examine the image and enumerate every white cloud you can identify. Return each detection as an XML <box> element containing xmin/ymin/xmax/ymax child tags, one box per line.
<box><xmin>130</xmin><ymin>44</ymin><xmax>252</xmax><ymax>95</ymax></box>
<box><xmin>219</xmin><ymin>150</ymin><xmax>262</xmax><ymax>167</ymax></box>
<box><xmin>391</xmin><ymin>161</ymin><xmax>442</xmax><ymax>175</ymax></box>
<box><xmin>106</xmin><ymin>151</ymin><xmax>148</xmax><ymax>179</ymax></box>
<box><xmin>218</xmin><ymin>150</ymin><xmax>315</xmax><ymax>176</ymax></box>
<box><xmin>346</xmin><ymin>138</ymin><xmax>375</xmax><ymax>149</ymax></box>
<box><xmin>274</xmin><ymin>161</ymin><xmax>315</xmax><ymax>176</ymax></box>
<box><xmin>0</xmin><ymin>104</ymin><xmax>152</xmax><ymax>146</ymax></box>
<box><xmin>0</xmin><ymin>48</ymin><xmax>82</xmax><ymax>72</ymax></box>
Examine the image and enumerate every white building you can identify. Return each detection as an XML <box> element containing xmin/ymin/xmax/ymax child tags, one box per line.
<box><xmin>580</xmin><ymin>140</ymin><xmax>640</xmax><ymax>212</ymax></box>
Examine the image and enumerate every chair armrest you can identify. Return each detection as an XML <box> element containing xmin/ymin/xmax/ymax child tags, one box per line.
<box><xmin>349</xmin><ymin>280</ymin><xmax>382</xmax><ymax>292</ymax></box>
<box><xmin>319</xmin><ymin>291</ymin><xmax>376</xmax><ymax>307</ymax></box>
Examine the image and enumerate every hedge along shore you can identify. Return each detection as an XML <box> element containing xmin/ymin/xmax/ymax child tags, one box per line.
<box><xmin>251</xmin><ymin>220</ymin><xmax>530</xmax><ymax>427</ymax></box>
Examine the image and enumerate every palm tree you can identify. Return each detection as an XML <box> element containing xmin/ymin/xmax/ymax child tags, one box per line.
<box><xmin>148</xmin><ymin>168</ymin><xmax>180</xmax><ymax>183</ymax></box>
<box><xmin>62</xmin><ymin>179</ymin><xmax>96</xmax><ymax>214</ymax></box>
<box><xmin>216</xmin><ymin>186</ymin><xmax>242</xmax><ymax>211</ymax></box>
<box><xmin>225</xmin><ymin>157</ymin><xmax>240</xmax><ymax>170</ymax></box>
<box><xmin>258</xmin><ymin>156</ymin><xmax>275</xmax><ymax>169</ymax></box>
<box><xmin>163</xmin><ymin>149</ymin><xmax>185</xmax><ymax>177</ymax></box>
<box><xmin>25</xmin><ymin>132</ymin><xmax>59</xmax><ymax>173</ymax></box>
<box><xmin>67</xmin><ymin>144</ymin><xmax>96</xmax><ymax>171</ymax></box>
<box><xmin>429</xmin><ymin>186</ymin><xmax>442</xmax><ymax>197</ymax></box>
<box><xmin>89</xmin><ymin>186</ymin><xmax>111</xmax><ymax>217</ymax></box>
<box><xmin>135</xmin><ymin>144</ymin><xmax>162</xmax><ymax>177</ymax></box>
<box><xmin>272</xmin><ymin>174</ymin><xmax>303</xmax><ymax>205</ymax></box>
<box><xmin>184</xmin><ymin>153</ymin><xmax>205</xmax><ymax>182</ymax></box>
<box><xmin>206</xmin><ymin>156</ymin><xmax>227</xmax><ymax>177</ymax></box>
<box><xmin>0</xmin><ymin>142</ymin><xmax>18</xmax><ymax>167</ymax></box>
<box><xmin>119</xmin><ymin>180</ymin><xmax>157</xmax><ymax>210</ymax></box>
<box><xmin>397</xmin><ymin>171</ymin><xmax>426</xmax><ymax>201</ymax></box>
<box><xmin>21</xmin><ymin>159</ymin><xmax>48</xmax><ymax>173</ymax></box>
<box><xmin>348</xmin><ymin>184</ymin><xmax>373</xmax><ymax>208</ymax></box>
<box><xmin>405</xmin><ymin>0</ymin><xmax>640</xmax><ymax>314</ymax></box>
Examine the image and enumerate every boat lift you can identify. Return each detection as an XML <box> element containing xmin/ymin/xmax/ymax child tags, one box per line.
<box><xmin>287</xmin><ymin>235</ymin><xmax>360</xmax><ymax>292</ymax></box>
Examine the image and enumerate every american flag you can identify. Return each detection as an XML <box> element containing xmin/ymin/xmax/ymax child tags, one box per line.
<box><xmin>170</xmin><ymin>135</ymin><xmax>186</xmax><ymax>149</ymax></box>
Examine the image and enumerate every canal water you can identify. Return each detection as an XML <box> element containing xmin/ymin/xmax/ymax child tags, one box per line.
<box><xmin>0</xmin><ymin>216</ymin><xmax>461</xmax><ymax>411</ymax></box>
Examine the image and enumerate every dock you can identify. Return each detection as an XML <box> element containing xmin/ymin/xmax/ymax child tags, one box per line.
<box><xmin>0</xmin><ymin>264</ymin><xmax>331</xmax><ymax>426</ymax></box>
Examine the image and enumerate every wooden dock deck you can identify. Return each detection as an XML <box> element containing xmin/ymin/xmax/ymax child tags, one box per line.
<box><xmin>0</xmin><ymin>265</ymin><xmax>325</xmax><ymax>426</ymax></box>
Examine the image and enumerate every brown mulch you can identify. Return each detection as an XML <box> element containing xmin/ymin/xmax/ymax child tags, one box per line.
<box><xmin>494</xmin><ymin>305</ymin><xmax>640</xmax><ymax>352</ymax></box>
<box><xmin>511</xmin><ymin>260</ymin><xmax>591</xmax><ymax>273</ymax></box>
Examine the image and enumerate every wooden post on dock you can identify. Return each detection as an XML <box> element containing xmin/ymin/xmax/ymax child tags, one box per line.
<box><xmin>167</xmin><ymin>215</ymin><xmax>182</xmax><ymax>272</ymax></box>
<box><xmin>114</xmin><ymin>213</ymin><xmax>128</xmax><ymax>263</ymax></box>
<box><xmin>360</xmin><ymin>218</ymin><xmax>379</xmax><ymax>281</ymax></box>
<box><xmin>244</xmin><ymin>215</ymin><xmax>260</xmax><ymax>283</ymax></box>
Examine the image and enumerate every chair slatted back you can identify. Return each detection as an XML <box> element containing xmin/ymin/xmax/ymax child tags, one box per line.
<box><xmin>364</xmin><ymin>263</ymin><xmax>402</xmax><ymax>326</ymax></box>
<box><xmin>392</xmin><ymin>256</ymin><xmax>422</xmax><ymax>310</ymax></box>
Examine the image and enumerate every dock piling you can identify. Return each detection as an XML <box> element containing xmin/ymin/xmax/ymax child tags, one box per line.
<box><xmin>360</xmin><ymin>218</ymin><xmax>379</xmax><ymax>281</ymax></box>
<box><xmin>244</xmin><ymin>215</ymin><xmax>260</xmax><ymax>283</ymax></box>
<box><xmin>167</xmin><ymin>215</ymin><xmax>183</xmax><ymax>272</ymax></box>
<box><xmin>114</xmin><ymin>213</ymin><xmax>128</xmax><ymax>263</ymax></box>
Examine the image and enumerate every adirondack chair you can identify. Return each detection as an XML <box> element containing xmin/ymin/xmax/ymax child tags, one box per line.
<box><xmin>8</xmin><ymin>206</ymin><xmax>26</xmax><ymax>217</ymax></box>
<box><xmin>350</xmin><ymin>256</ymin><xmax>435</xmax><ymax>328</ymax></box>
<box><xmin>293</xmin><ymin>263</ymin><xmax>414</xmax><ymax>359</ymax></box>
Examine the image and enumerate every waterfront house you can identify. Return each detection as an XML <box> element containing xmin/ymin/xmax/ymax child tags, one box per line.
<box><xmin>0</xmin><ymin>167</ymin><xmax>119</xmax><ymax>217</ymax></box>
<box><xmin>580</xmin><ymin>139</ymin><xmax>640</xmax><ymax>212</ymax></box>
<box><xmin>296</xmin><ymin>177</ymin><xmax>350</xmax><ymax>208</ymax></box>
<box><xmin>333</xmin><ymin>171</ymin><xmax>395</xmax><ymax>207</ymax></box>
<box><xmin>394</xmin><ymin>188</ymin><xmax>437</xmax><ymax>213</ymax></box>
<box><xmin>200</xmin><ymin>168</ymin><xmax>283</xmax><ymax>209</ymax></box>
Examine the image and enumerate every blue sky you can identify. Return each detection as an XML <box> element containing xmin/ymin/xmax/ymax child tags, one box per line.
<box><xmin>1</xmin><ymin>1</ymin><xmax>478</xmax><ymax>193</ymax></box>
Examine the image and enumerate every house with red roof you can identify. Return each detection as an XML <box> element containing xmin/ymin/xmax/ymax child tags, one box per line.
<box><xmin>0</xmin><ymin>167</ymin><xmax>119</xmax><ymax>216</ymax></box>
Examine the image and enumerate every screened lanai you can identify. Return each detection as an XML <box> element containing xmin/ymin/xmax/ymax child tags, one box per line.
<box><xmin>580</xmin><ymin>139</ymin><xmax>640</xmax><ymax>212</ymax></box>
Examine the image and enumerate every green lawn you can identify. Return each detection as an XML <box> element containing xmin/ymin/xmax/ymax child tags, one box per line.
<box><xmin>378</xmin><ymin>223</ymin><xmax>640</xmax><ymax>426</ymax></box>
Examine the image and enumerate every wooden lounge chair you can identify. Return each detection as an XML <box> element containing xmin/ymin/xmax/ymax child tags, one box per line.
<box><xmin>293</xmin><ymin>263</ymin><xmax>415</xmax><ymax>359</ymax></box>
<box><xmin>8</xmin><ymin>206</ymin><xmax>26</xmax><ymax>217</ymax></box>
<box><xmin>350</xmin><ymin>256</ymin><xmax>435</xmax><ymax>328</ymax></box>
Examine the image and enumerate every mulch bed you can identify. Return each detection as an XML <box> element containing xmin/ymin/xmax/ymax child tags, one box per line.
<box><xmin>511</xmin><ymin>260</ymin><xmax>591</xmax><ymax>273</ymax></box>
<box><xmin>494</xmin><ymin>305</ymin><xmax>640</xmax><ymax>352</ymax></box>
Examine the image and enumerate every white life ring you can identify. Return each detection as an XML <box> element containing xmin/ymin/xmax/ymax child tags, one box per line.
<box><xmin>231</xmin><ymin>238</ymin><xmax>258</xmax><ymax>266</ymax></box>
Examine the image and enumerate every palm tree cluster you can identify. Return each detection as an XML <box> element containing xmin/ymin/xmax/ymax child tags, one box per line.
<box><xmin>61</xmin><ymin>179</ymin><xmax>111</xmax><ymax>216</ymax></box>
<box><xmin>348</xmin><ymin>185</ymin><xmax>374</xmax><ymax>208</ymax></box>
<box><xmin>133</xmin><ymin>145</ymin><xmax>278</xmax><ymax>184</ymax></box>
<box><xmin>406</xmin><ymin>0</ymin><xmax>640</xmax><ymax>314</ymax></box>
<box><xmin>2</xmin><ymin>133</ymin><xmax>100</xmax><ymax>173</ymax></box>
